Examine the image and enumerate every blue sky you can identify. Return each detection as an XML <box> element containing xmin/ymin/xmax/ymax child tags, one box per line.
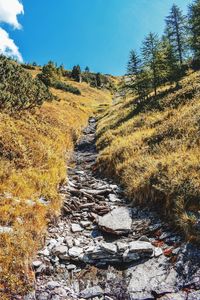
<box><xmin>5</xmin><ymin>0</ymin><xmax>192</xmax><ymax>75</ymax></box>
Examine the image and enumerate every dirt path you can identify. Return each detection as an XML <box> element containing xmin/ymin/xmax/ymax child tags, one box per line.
<box><xmin>29</xmin><ymin>118</ymin><xmax>200</xmax><ymax>300</ymax></box>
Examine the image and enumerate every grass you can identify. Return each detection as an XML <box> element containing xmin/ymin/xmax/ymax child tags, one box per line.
<box><xmin>97</xmin><ymin>70</ymin><xmax>200</xmax><ymax>241</ymax></box>
<box><xmin>0</xmin><ymin>70</ymin><xmax>112</xmax><ymax>299</ymax></box>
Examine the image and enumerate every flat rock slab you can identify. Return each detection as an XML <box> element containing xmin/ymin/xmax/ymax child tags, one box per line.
<box><xmin>79</xmin><ymin>286</ymin><xmax>104</xmax><ymax>299</ymax></box>
<box><xmin>188</xmin><ymin>291</ymin><xmax>200</xmax><ymax>300</ymax></box>
<box><xmin>160</xmin><ymin>292</ymin><xmax>187</xmax><ymax>300</ymax></box>
<box><xmin>126</xmin><ymin>256</ymin><xmax>178</xmax><ymax>299</ymax></box>
<box><xmin>97</xmin><ymin>207</ymin><xmax>132</xmax><ymax>235</ymax></box>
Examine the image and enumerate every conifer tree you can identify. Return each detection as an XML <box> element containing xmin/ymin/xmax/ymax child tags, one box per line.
<box><xmin>189</xmin><ymin>0</ymin><xmax>200</xmax><ymax>67</ymax></box>
<box><xmin>165</xmin><ymin>4</ymin><xmax>188</xmax><ymax>65</ymax></box>
<box><xmin>161</xmin><ymin>36</ymin><xmax>181</xmax><ymax>84</ymax></box>
<box><xmin>85</xmin><ymin>66</ymin><xmax>90</xmax><ymax>73</ymax></box>
<box><xmin>96</xmin><ymin>72</ymin><xmax>102</xmax><ymax>87</ymax></box>
<box><xmin>71</xmin><ymin>65</ymin><xmax>82</xmax><ymax>82</ymax></box>
<box><xmin>127</xmin><ymin>50</ymin><xmax>141</xmax><ymax>76</ymax></box>
<box><xmin>127</xmin><ymin>50</ymin><xmax>147</xmax><ymax>98</ymax></box>
<box><xmin>141</xmin><ymin>33</ymin><xmax>166</xmax><ymax>96</ymax></box>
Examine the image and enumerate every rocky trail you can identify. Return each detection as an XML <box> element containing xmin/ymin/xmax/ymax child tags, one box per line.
<box><xmin>30</xmin><ymin>118</ymin><xmax>200</xmax><ymax>300</ymax></box>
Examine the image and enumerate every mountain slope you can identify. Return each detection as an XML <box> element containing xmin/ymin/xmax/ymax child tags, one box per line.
<box><xmin>0</xmin><ymin>60</ymin><xmax>112</xmax><ymax>298</ymax></box>
<box><xmin>97</xmin><ymin>71</ymin><xmax>200</xmax><ymax>240</ymax></box>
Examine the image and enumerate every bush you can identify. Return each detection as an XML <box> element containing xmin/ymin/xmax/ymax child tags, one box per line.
<box><xmin>21</xmin><ymin>63</ymin><xmax>35</xmax><ymax>70</ymax></box>
<box><xmin>52</xmin><ymin>81</ymin><xmax>81</xmax><ymax>95</ymax></box>
<box><xmin>0</xmin><ymin>56</ymin><xmax>54</xmax><ymax>112</ymax></box>
<box><xmin>37</xmin><ymin>61</ymin><xmax>60</xmax><ymax>86</ymax></box>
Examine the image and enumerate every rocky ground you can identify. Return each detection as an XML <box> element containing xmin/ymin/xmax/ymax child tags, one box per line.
<box><xmin>27</xmin><ymin>118</ymin><xmax>200</xmax><ymax>300</ymax></box>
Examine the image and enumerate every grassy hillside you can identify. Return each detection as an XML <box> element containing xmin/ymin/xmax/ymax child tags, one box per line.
<box><xmin>0</xmin><ymin>61</ymin><xmax>112</xmax><ymax>299</ymax></box>
<box><xmin>97</xmin><ymin>71</ymin><xmax>200</xmax><ymax>241</ymax></box>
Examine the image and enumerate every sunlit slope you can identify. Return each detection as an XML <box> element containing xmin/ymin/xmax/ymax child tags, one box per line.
<box><xmin>97</xmin><ymin>71</ymin><xmax>200</xmax><ymax>240</ymax></box>
<box><xmin>0</xmin><ymin>68</ymin><xmax>112</xmax><ymax>298</ymax></box>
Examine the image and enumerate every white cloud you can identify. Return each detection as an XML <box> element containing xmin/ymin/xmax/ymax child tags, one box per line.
<box><xmin>0</xmin><ymin>0</ymin><xmax>24</xmax><ymax>62</ymax></box>
<box><xmin>0</xmin><ymin>27</ymin><xmax>23</xmax><ymax>62</ymax></box>
<box><xmin>0</xmin><ymin>0</ymin><xmax>24</xmax><ymax>29</ymax></box>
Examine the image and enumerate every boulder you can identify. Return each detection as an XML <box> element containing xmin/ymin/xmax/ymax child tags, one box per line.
<box><xmin>97</xmin><ymin>207</ymin><xmax>132</xmax><ymax>235</ymax></box>
<box><xmin>127</xmin><ymin>256</ymin><xmax>178</xmax><ymax>299</ymax></box>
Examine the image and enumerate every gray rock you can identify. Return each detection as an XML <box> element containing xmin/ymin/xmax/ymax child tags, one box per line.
<box><xmin>47</xmin><ymin>281</ymin><xmax>60</xmax><ymax>290</ymax></box>
<box><xmin>79</xmin><ymin>286</ymin><xmax>104</xmax><ymax>299</ymax></box>
<box><xmin>67</xmin><ymin>264</ymin><xmax>76</xmax><ymax>270</ymax></box>
<box><xmin>123</xmin><ymin>249</ymin><xmax>140</xmax><ymax>262</ymax></box>
<box><xmin>0</xmin><ymin>226</ymin><xmax>13</xmax><ymax>234</ymax></box>
<box><xmin>188</xmin><ymin>291</ymin><xmax>200</xmax><ymax>300</ymax></box>
<box><xmin>138</xmin><ymin>235</ymin><xmax>150</xmax><ymax>242</ymax></box>
<box><xmin>38</xmin><ymin>248</ymin><xmax>50</xmax><ymax>257</ymax></box>
<box><xmin>36</xmin><ymin>292</ymin><xmax>48</xmax><ymax>300</ymax></box>
<box><xmin>116</xmin><ymin>241</ymin><xmax>129</xmax><ymax>252</ymax></box>
<box><xmin>127</xmin><ymin>256</ymin><xmax>178</xmax><ymax>299</ymax></box>
<box><xmin>54</xmin><ymin>287</ymin><xmax>68</xmax><ymax>297</ymax></box>
<box><xmin>71</xmin><ymin>223</ymin><xmax>84</xmax><ymax>233</ymax></box>
<box><xmin>97</xmin><ymin>207</ymin><xmax>132</xmax><ymax>235</ymax></box>
<box><xmin>154</xmin><ymin>247</ymin><xmax>163</xmax><ymax>257</ymax></box>
<box><xmin>80</xmin><ymin>220</ymin><xmax>91</xmax><ymax>228</ymax></box>
<box><xmin>129</xmin><ymin>241</ymin><xmax>154</xmax><ymax>254</ymax></box>
<box><xmin>108</xmin><ymin>194</ymin><xmax>119</xmax><ymax>202</ymax></box>
<box><xmin>65</xmin><ymin>236</ymin><xmax>74</xmax><ymax>248</ymax></box>
<box><xmin>24</xmin><ymin>292</ymin><xmax>36</xmax><ymax>300</ymax></box>
<box><xmin>110</xmin><ymin>184</ymin><xmax>118</xmax><ymax>190</ymax></box>
<box><xmin>160</xmin><ymin>292</ymin><xmax>187</xmax><ymax>299</ymax></box>
<box><xmin>101</xmin><ymin>242</ymin><xmax>117</xmax><ymax>254</ymax></box>
<box><xmin>68</xmin><ymin>246</ymin><xmax>83</xmax><ymax>258</ymax></box>
<box><xmin>47</xmin><ymin>238</ymin><xmax>58</xmax><ymax>250</ymax></box>
<box><xmin>52</xmin><ymin>245</ymin><xmax>68</xmax><ymax>259</ymax></box>
<box><xmin>32</xmin><ymin>260</ymin><xmax>43</xmax><ymax>268</ymax></box>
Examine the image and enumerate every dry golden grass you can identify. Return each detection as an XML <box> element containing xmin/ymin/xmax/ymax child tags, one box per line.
<box><xmin>0</xmin><ymin>72</ymin><xmax>111</xmax><ymax>298</ymax></box>
<box><xmin>97</xmin><ymin>71</ymin><xmax>200</xmax><ymax>240</ymax></box>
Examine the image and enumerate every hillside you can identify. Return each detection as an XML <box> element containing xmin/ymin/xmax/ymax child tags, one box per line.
<box><xmin>97</xmin><ymin>71</ymin><xmax>200</xmax><ymax>240</ymax></box>
<box><xmin>0</xmin><ymin>58</ymin><xmax>112</xmax><ymax>298</ymax></box>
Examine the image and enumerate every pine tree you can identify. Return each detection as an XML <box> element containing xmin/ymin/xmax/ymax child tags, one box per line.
<box><xmin>85</xmin><ymin>66</ymin><xmax>90</xmax><ymax>73</ymax></box>
<box><xmin>165</xmin><ymin>4</ymin><xmax>188</xmax><ymax>66</ymax></box>
<box><xmin>71</xmin><ymin>65</ymin><xmax>81</xmax><ymax>82</ymax></box>
<box><xmin>96</xmin><ymin>72</ymin><xmax>102</xmax><ymax>87</ymax></box>
<box><xmin>127</xmin><ymin>50</ymin><xmax>141</xmax><ymax>76</ymax></box>
<box><xmin>136</xmin><ymin>69</ymin><xmax>151</xmax><ymax>100</ymax></box>
<box><xmin>189</xmin><ymin>0</ymin><xmax>200</xmax><ymax>68</ymax></box>
<box><xmin>142</xmin><ymin>33</ymin><xmax>166</xmax><ymax>97</ymax></box>
<box><xmin>160</xmin><ymin>36</ymin><xmax>181</xmax><ymax>84</ymax></box>
<box><xmin>127</xmin><ymin>50</ymin><xmax>146</xmax><ymax>97</ymax></box>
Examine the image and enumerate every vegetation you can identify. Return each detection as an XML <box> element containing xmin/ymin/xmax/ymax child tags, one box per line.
<box><xmin>125</xmin><ymin>2</ymin><xmax>197</xmax><ymax>98</ymax></box>
<box><xmin>21</xmin><ymin>63</ymin><xmax>36</xmax><ymax>70</ymax></box>
<box><xmin>165</xmin><ymin>4</ymin><xmax>188</xmax><ymax>66</ymax></box>
<box><xmin>97</xmin><ymin>71</ymin><xmax>200</xmax><ymax>241</ymax></box>
<box><xmin>0</xmin><ymin>56</ymin><xmax>53</xmax><ymax>112</ymax></box>
<box><xmin>38</xmin><ymin>61</ymin><xmax>81</xmax><ymax>95</ymax></box>
<box><xmin>189</xmin><ymin>0</ymin><xmax>200</xmax><ymax>68</ymax></box>
<box><xmin>71</xmin><ymin>65</ymin><xmax>82</xmax><ymax>82</ymax></box>
<box><xmin>52</xmin><ymin>81</ymin><xmax>81</xmax><ymax>95</ymax></box>
<box><xmin>0</xmin><ymin>57</ymin><xmax>112</xmax><ymax>299</ymax></box>
<box><xmin>98</xmin><ymin>0</ymin><xmax>200</xmax><ymax>241</ymax></box>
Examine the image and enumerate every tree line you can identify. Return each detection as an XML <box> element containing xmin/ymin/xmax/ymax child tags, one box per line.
<box><xmin>127</xmin><ymin>0</ymin><xmax>200</xmax><ymax>99</ymax></box>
